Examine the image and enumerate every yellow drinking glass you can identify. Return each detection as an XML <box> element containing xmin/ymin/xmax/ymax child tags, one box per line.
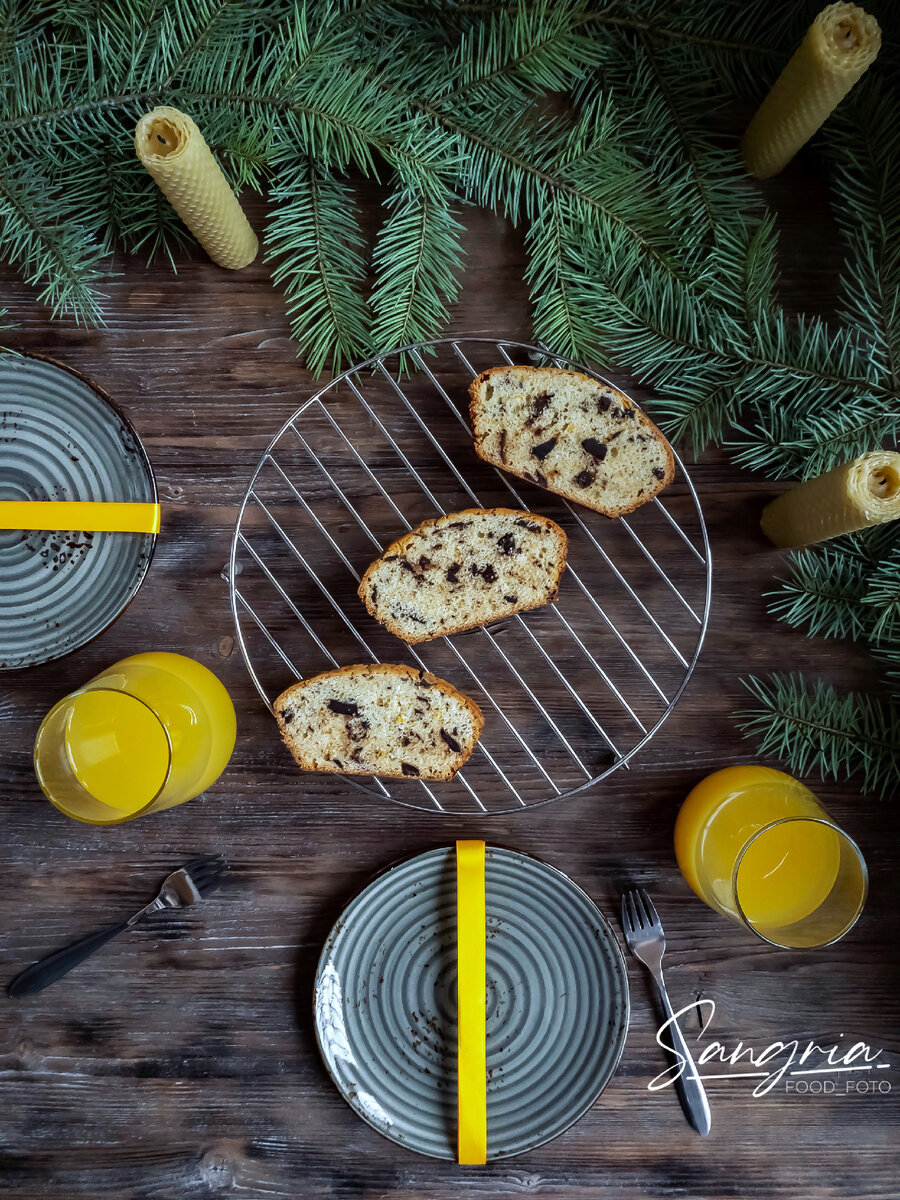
<box><xmin>674</xmin><ymin>765</ymin><xmax>867</xmax><ymax>949</ymax></box>
<box><xmin>34</xmin><ymin>651</ymin><xmax>236</xmax><ymax>824</ymax></box>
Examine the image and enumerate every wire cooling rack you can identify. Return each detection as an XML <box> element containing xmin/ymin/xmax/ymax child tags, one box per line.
<box><xmin>229</xmin><ymin>338</ymin><xmax>711</xmax><ymax>814</ymax></box>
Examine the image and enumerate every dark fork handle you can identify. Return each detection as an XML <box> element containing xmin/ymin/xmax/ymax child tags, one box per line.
<box><xmin>7</xmin><ymin>920</ymin><xmax>130</xmax><ymax>998</ymax></box>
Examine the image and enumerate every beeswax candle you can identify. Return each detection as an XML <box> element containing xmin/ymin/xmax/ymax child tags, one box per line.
<box><xmin>134</xmin><ymin>107</ymin><xmax>258</xmax><ymax>269</ymax></box>
<box><xmin>761</xmin><ymin>451</ymin><xmax>900</xmax><ymax>548</ymax></box>
<box><xmin>741</xmin><ymin>3</ymin><xmax>880</xmax><ymax>179</ymax></box>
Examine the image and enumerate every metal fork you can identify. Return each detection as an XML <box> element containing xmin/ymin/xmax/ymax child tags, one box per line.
<box><xmin>7</xmin><ymin>854</ymin><xmax>229</xmax><ymax>999</ymax></box>
<box><xmin>621</xmin><ymin>887</ymin><xmax>711</xmax><ymax>1137</ymax></box>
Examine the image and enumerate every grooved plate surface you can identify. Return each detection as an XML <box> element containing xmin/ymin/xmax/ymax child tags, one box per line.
<box><xmin>314</xmin><ymin>845</ymin><xmax>630</xmax><ymax>1160</ymax></box>
<box><xmin>0</xmin><ymin>356</ymin><xmax>156</xmax><ymax>670</ymax></box>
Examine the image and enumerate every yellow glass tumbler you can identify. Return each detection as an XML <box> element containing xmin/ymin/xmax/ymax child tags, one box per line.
<box><xmin>675</xmin><ymin>766</ymin><xmax>867</xmax><ymax>949</ymax></box>
<box><xmin>34</xmin><ymin>651</ymin><xmax>236</xmax><ymax>824</ymax></box>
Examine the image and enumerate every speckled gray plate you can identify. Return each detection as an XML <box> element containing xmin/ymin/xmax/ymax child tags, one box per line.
<box><xmin>0</xmin><ymin>355</ymin><xmax>156</xmax><ymax>670</ymax></box>
<box><xmin>314</xmin><ymin>846</ymin><xmax>629</xmax><ymax>1159</ymax></box>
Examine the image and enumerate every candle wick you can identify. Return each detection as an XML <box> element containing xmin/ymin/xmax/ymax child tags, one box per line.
<box><xmin>156</xmin><ymin>134</ymin><xmax>167</xmax><ymax>144</ymax></box>
<box><xmin>835</xmin><ymin>19</ymin><xmax>857</xmax><ymax>49</ymax></box>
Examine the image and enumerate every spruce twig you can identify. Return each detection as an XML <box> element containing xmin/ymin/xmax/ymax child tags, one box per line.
<box><xmin>265</xmin><ymin>156</ymin><xmax>371</xmax><ymax>375</ymax></box>
<box><xmin>739</xmin><ymin>674</ymin><xmax>900</xmax><ymax>799</ymax></box>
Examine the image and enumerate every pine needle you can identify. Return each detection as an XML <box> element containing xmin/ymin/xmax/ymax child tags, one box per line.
<box><xmin>738</xmin><ymin>674</ymin><xmax>900</xmax><ymax>799</ymax></box>
<box><xmin>265</xmin><ymin>156</ymin><xmax>370</xmax><ymax>376</ymax></box>
<box><xmin>767</xmin><ymin>527</ymin><xmax>900</xmax><ymax>650</ymax></box>
<box><xmin>767</xmin><ymin>543</ymin><xmax>872</xmax><ymax>642</ymax></box>
<box><xmin>371</xmin><ymin>180</ymin><xmax>464</xmax><ymax>353</ymax></box>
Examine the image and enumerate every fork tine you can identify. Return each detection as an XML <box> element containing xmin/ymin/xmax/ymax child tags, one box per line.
<box><xmin>183</xmin><ymin>858</ymin><xmax>226</xmax><ymax>883</ymax></box>
<box><xmin>189</xmin><ymin>853</ymin><xmax>226</xmax><ymax>871</ymax></box>
<box><xmin>189</xmin><ymin>865</ymin><xmax>224</xmax><ymax>888</ymax></box>
<box><xmin>183</xmin><ymin>853</ymin><xmax>225</xmax><ymax>872</ymax></box>
<box><xmin>181</xmin><ymin>855</ymin><xmax>229</xmax><ymax>893</ymax></box>
<box><xmin>194</xmin><ymin>873</ymin><xmax>226</xmax><ymax>897</ymax></box>
<box><xmin>637</xmin><ymin>890</ymin><xmax>650</xmax><ymax>929</ymax></box>
<box><xmin>624</xmin><ymin>889</ymin><xmax>639</xmax><ymax>933</ymax></box>
<box><xmin>637</xmin><ymin>887</ymin><xmax>658</xmax><ymax>927</ymax></box>
<box><xmin>190</xmin><ymin>858</ymin><xmax>229</xmax><ymax>882</ymax></box>
<box><xmin>192</xmin><ymin>866</ymin><xmax>229</xmax><ymax>896</ymax></box>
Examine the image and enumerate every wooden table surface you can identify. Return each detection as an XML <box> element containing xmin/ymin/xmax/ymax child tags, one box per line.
<box><xmin>1</xmin><ymin>157</ymin><xmax>898</xmax><ymax>1200</ymax></box>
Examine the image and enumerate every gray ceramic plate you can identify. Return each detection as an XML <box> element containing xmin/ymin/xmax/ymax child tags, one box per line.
<box><xmin>314</xmin><ymin>846</ymin><xmax>629</xmax><ymax>1159</ymax></box>
<box><xmin>0</xmin><ymin>355</ymin><xmax>156</xmax><ymax>670</ymax></box>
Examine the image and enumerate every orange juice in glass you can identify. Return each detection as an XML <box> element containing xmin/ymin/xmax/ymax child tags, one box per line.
<box><xmin>34</xmin><ymin>652</ymin><xmax>236</xmax><ymax>824</ymax></box>
<box><xmin>675</xmin><ymin>765</ymin><xmax>867</xmax><ymax>949</ymax></box>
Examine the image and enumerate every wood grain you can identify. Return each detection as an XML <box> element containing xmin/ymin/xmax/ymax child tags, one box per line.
<box><xmin>1</xmin><ymin>155</ymin><xmax>899</xmax><ymax>1200</ymax></box>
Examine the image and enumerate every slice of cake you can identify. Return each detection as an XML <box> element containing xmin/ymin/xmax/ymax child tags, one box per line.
<box><xmin>273</xmin><ymin>663</ymin><xmax>483</xmax><ymax>780</ymax></box>
<box><xmin>358</xmin><ymin>507</ymin><xmax>567</xmax><ymax>643</ymax></box>
<box><xmin>469</xmin><ymin>365</ymin><xmax>674</xmax><ymax>517</ymax></box>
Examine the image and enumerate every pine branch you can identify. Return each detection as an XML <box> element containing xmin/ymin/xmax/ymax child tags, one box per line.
<box><xmin>390</xmin><ymin>82</ymin><xmax>683</xmax><ymax>278</ymax></box>
<box><xmin>370</xmin><ymin>177</ymin><xmax>464</xmax><ymax>353</ymax></box>
<box><xmin>127</xmin><ymin>177</ymin><xmax>197</xmax><ymax>267</ymax></box>
<box><xmin>731</xmin><ymin>391</ymin><xmax>897</xmax><ymax>480</ymax></box>
<box><xmin>739</xmin><ymin>673</ymin><xmax>900</xmax><ymax>799</ymax></box>
<box><xmin>393</xmin><ymin>0</ymin><xmax>797</xmax><ymax>76</ymax></box>
<box><xmin>157</xmin><ymin>0</ymin><xmax>245</xmax><ymax>91</ymax></box>
<box><xmin>265</xmin><ymin>156</ymin><xmax>370</xmax><ymax>376</ymax></box>
<box><xmin>0</xmin><ymin>161</ymin><xmax>107</xmax><ymax>323</ymax></box>
<box><xmin>767</xmin><ymin>542</ymin><xmax>872</xmax><ymax>642</ymax></box>
<box><xmin>767</xmin><ymin>525</ymin><xmax>900</xmax><ymax>651</ymax></box>
<box><xmin>69</xmin><ymin>136</ymin><xmax>194</xmax><ymax>265</ymax></box>
<box><xmin>863</xmin><ymin>539</ymin><xmax>900</xmax><ymax>649</ymax></box>
<box><xmin>824</xmin><ymin>79</ymin><xmax>900</xmax><ymax>397</ymax></box>
<box><xmin>1</xmin><ymin>0</ymin><xmax>899</xmax><ymax>417</ymax></box>
<box><xmin>526</xmin><ymin>195</ymin><xmax>603</xmax><ymax>364</ymax></box>
<box><xmin>441</xmin><ymin>0</ymin><xmax>605</xmax><ymax>102</ymax></box>
<box><xmin>619</xmin><ymin>30</ymin><xmax>756</xmax><ymax>251</ymax></box>
<box><xmin>564</xmin><ymin>224</ymin><xmax>897</xmax><ymax>469</ymax></box>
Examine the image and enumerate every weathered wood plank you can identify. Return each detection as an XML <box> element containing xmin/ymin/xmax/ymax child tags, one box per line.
<box><xmin>1</xmin><ymin>167</ymin><xmax>898</xmax><ymax>1200</ymax></box>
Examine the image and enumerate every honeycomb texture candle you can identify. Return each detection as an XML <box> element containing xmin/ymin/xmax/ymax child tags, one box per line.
<box><xmin>741</xmin><ymin>4</ymin><xmax>881</xmax><ymax>179</ymax></box>
<box><xmin>761</xmin><ymin>451</ymin><xmax>900</xmax><ymax>548</ymax></box>
<box><xmin>134</xmin><ymin>107</ymin><xmax>258</xmax><ymax>269</ymax></box>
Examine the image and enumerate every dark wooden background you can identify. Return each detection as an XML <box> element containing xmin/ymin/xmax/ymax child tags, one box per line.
<box><xmin>1</xmin><ymin>150</ymin><xmax>898</xmax><ymax>1200</ymax></box>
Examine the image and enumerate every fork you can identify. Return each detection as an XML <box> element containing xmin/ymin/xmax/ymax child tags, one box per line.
<box><xmin>621</xmin><ymin>887</ymin><xmax>711</xmax><ymax>1137</ymax></box>
<box><xmin>7</xmin><ymin>854</ymin><xmax>229</xmax><ymax>999</ymax></box>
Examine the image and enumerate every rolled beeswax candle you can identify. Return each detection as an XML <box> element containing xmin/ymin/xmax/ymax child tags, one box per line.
<box><xmin>134</xmin><ymin>107</ymin><xmax>258</xmax><ymax>269</ymax></box>
<box><xmin>761</xmin><ymin>451</ymin><xmax>900</xmax><ymax>548</ymax></box>
<box><xmin>741</xmin><ymin>3</ymin><xmax>880</xmax><ymax>179</ymax></box>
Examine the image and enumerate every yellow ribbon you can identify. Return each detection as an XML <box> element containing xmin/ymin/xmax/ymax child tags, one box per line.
<box><xmin>456</xmin><ymin>839</ymin><xmax>487</xmax><ymax>1164</ymax></box>
<box><xmin>0</xmin><ymin>501</ymin><xmax>161</xmax><ymax>534</ymax></box>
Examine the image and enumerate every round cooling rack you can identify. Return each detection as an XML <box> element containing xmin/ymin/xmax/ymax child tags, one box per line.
<box><xmin>229</xmin><ymin>337</ymin><xmax>712</xmax><ymax>814</ymax></box>
<box><xmin>313</xmin><ymin>845</ymin><xmax>629</xmax><ymax>1160</ymax></box>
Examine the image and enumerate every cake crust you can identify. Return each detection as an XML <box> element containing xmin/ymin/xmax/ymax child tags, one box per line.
<box><xmin>273</xmin><ymin>663</ymin><xmax>484</xmax><ymax>780</ymax></box>
<box><xmin>469</xmin><ymin>365</ymin><xmax>675</xmax><ymax>518</ymax></box>
<box><xmin>358</xmin><ymin>507</ymin><xmax>568</xmax><ymax>644</ymax></box>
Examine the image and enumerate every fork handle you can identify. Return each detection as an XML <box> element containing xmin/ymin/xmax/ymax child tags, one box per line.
<box><xmin>651</xmin><ymin>969</ymin><xmax>712</xmax><ymax>1137</ymax></box>
<box><xmin>7</xmin><ymin>920</ymin><xmax>130</xmax><ymax>998</ymax></box>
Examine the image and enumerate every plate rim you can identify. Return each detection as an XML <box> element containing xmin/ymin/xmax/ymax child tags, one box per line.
<box><xmin>0</xmin><ymin>351</ymin><xmax>158</xmax><ymax>671</ymax></box>
<box><xmin>312</xmin><ymin>843</ymin><xmax>631</xmax><ymax>1160</ymax></box>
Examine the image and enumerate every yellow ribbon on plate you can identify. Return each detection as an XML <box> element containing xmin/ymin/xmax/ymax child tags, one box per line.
<box><xmin>0</xmin><ymin>501</ymin><xmax>161</xmax><ymax>534</ymax></box>
<box><xmin>456</xmin><ymin>839</ymin><xmax>487</xmax><ymax>1164</ymax></box>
